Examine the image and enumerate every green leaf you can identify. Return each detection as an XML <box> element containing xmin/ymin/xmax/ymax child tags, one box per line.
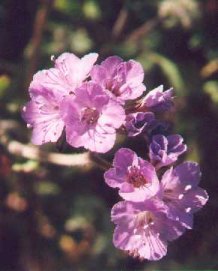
<box><xmin>142</xmin><ymin>52</ymin><xmax>185</xmax><ymax>95</ymax></box>
<box><xmin>82</xmin><ymin>0</ymin><xmax>101</xmax><ymax>20</ymax></box>
<box><xmin>34</xmin><ymin>181</ymin><xmax>60</xmax><ymax>196</ymax></box>
<box><xmin>70</xmin><ymin>28</ymin><xmax>93</xmax><ymax>53</ymax></box>
<box><xmin>0</xmin><ymin>75</ymin><xmax>10</xmax><ymax>98</ymax></box>
<box><xmin>203</xmin><ymin>81</ymin><xmax>218</xmax><ymax>104</ymax></box>
<box><xmin>12</xmin><ymin>160</ymin><xmax>39</xmax><ymax>173</ymax></box>
<box><xmin>54</xmin><ymin>0</ymin><xmax>80</xmax><ymax>14</ymax></box>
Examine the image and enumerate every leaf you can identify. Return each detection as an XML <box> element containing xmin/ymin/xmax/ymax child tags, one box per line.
<box><xmin>82</xmin><ymin>0</ymin><xmax>101</xmax><ymax>20</ymax></box>
<box><xmin>70</xmin><ymin>28</ymin><xmax>93</xmax><ymax>53</ymax></box>
<box><xmin>143</xmin><ymin>52</ymin><xmax>185</xmax><ymax>95</ymax></box>
<box><xmin>0</xmin><ymin>75</ymin><xmax>10</xmax><ymax>98</ymax></box>
<box><xmin>12</xmin><ymin>160</ymin><xmax>39</xmax><ymax>173</ymax></box>
<box><xmin>34</xmin><ymin>181</ymin><xmax>60</xmax><ymax>195</ymax></box>
<box><xmin>203</xmin><ymin>81</ymin><xmax>218</xmax><ymax>104</ymax></box>
<box><xmin>54</xmin><ymin>0</ymin><xmax>80</xmax><ymax>14</ymax></box>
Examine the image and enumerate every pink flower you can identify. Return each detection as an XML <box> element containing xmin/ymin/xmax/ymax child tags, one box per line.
<box><xmin>104</xmin><ymin>148</ymin><xmax>160</xmax><ymax>201</ymax></box>
<box><xmin>22</xmin><ymin>52</ymin><xmax>98</xmax><ymax>145</ymax></box>
<box><xmin>61</xmin><ymin>82</ymin><xmax>125</xmax><ymax>153</ymax></box>
<box><xmin>30</xmin><ymin>52</ymin><xmax>98</xmax><ymax>96</ymax></box>
<box><xmin>90</xmin><ymin>56</ymin><xmax>146</xmax><ymax>102</ymax></box>
<box><xmin>149</xmin><ymin>134</ymin><xmax>187</xmax><ymax>169</ymax></box>
<box><xmin>22</xmin><ymin>86</ymin><xmax>64</xmax><ymax>145</ymax></box>
<box><xmin>125</xmin><ymin>112</ymin><xmax>155</xmax><ymax>137</ymax></box>
<box><xmin>139</xmin><ymin>85</ymin><xmax>174</xmax><ymax>112</ymax></box>
<box><xmin>111</xmin><ymin>199</ymin><xmax>186</xmax><ymax>261</ymax></box>
<box><xmin>160</xmin><ymin>162</ymin><xmax>209</xmax><ymax>228</ymax></box>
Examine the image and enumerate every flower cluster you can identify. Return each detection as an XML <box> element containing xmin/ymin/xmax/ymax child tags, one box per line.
<box><xmin>22</xmin><ymin>52</ymin><xmax>208</xmax><ymax>261</ymax></box>
<box><xmin>22</xmin><ymin>53</ymin><xmax>148</xmax><ymax>153</ymax></box>
<box><xmin>104</xmin><ymin>147</ymin><xmax>208</xmax><ymax>260</ymax></box>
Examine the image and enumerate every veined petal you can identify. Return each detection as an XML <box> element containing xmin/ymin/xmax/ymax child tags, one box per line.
<box><xmin>138</xmin><ymin>229</ymin><xmax>167</xmax><ymax>260</ymax></box>
<box><xmin>111</xmin><ymin>199</ymin><xmax>184</xmax><ymax>261</ymax></box>
<box><xmin>22</xmin><ymin>101</ymin><xmax>64</xmax><ymax>145</ymax></box>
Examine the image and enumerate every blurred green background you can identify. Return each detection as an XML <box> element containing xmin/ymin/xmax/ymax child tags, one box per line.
<box><xmin>0</xmin><ymin>0</ymin><xmax>217</xmax><ymax>270</ymax></box>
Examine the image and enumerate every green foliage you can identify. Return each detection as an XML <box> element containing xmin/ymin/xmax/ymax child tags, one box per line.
<box><xmin>70</xmin><ymin>28</ymin><xmax>93</xmax><ymax>53</ymax></box>
<box><xmin>34</xmin><ymin>181</ymin><xmax>60</xmax><ymax>196</ymax></box>
<box><xmin>12</xmin><ymin>160</ymin><xmax>39</xmax><ymax>173</ymax></box>
<box><xmin>0</xmin><ymin>75</ymin><xmax>10</xmax><ymax>98</ymax></box>
<box><xmin>82</xmin><ymin>0</ymin><xmax>101</xmax><ymax>20</ymax></box>
<box><xmin>145</xmin><ymin>53</ymin><xmax>185</xmax><ymax>96</ymax></box>
<box><xmin>203</xmin><ymin>81</ymin><xmax>218</xmax><ymax>105</ymax></box>
<box><xmin>54</xmin><ymin>0</ymin><xmax>81</xmax><ymax>15</ymax></box>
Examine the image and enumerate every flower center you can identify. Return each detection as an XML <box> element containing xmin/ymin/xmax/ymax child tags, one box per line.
<box><xmin>105</xmin><ymin>79</ymin><xmax>121</xmax><ymax>97</ymax></box>
<box><xmin>127</xmin><ymin>166</ymin><xmax>148</xmax><ymax>188</ymax></box>
<box><xmin>81</xmin><ymin>107</ymin><xmax>99</xmax><ymax>125</ymax></box>
<box><xmin>136</xmin><ymin>211</ymin><xmax>154</xmax><ymax>229</ymax></box>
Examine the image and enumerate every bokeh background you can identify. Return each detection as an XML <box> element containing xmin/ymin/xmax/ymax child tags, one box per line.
<box><xmin>0</xmin><ymin>0</ymin><xmax>218</xmax><ymax>270</ymax></box>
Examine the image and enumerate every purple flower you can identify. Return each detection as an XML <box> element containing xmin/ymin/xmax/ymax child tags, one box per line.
<box><xmin>30</xmin><ymin>52</ymin><xmax>98</xmax><ymax>96</ymax></box>
<box><xmin>149</xmin><ymin>134</ymin><xmax>187</xmax><ymax>169</ymax></box>
<box><xmin>125</xmin><ymin>112</ymin><xmax>155</xmax><ymax>137</ymax></box>
<box><xmin>61</xmin><ymin>82</ymin><xmax>125</xmax><ymax>153</ymax></box>
<box><xmin>140</xmin><ymin>85</ymin><xmax>174</xmax><ymax>112</ymax></box>
<box><xmin>104</xmin><ymin>148</ymin><xmax>160</xmax><ymax>201</ymax></box>
<box><xmin>90</xmin><ymin>56</ymin><xmax>146</xmax><ymax>102</ymax></box>
<box><xmin>22</xmin><ymin>86</ymin><xmax>64</xmax><ymax>145</ymax></box>
<box><xmin>111</xmin><ymin>198</ymin><xmax>186</xmax><ymax>261</ymax></box>
<box><xmin>22</xmin><ymin>52</ymin><xmax>98</xmax><ymax>145</ymax></box>
<box><xmin>160</xmin><ymin>162</ymin><xmax>208</xmax><ymax>228</ymax></box>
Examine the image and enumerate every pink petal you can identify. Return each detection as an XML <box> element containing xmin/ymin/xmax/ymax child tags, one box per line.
<box><xmin>22</xmin><ymin>101</ymin><xmax>64</xmax><ymax>145</ymax></box>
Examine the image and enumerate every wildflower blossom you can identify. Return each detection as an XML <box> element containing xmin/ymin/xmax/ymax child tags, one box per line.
<box><xmin>30</xmin><ymin>52</ymin><xmax>98</xmax><ymax>96</ymax></box>
<box><xmin>61</xmin><ymin>82</ymin><xmax>125</xmax><ymax>153</ymax></box>
<box><xmin>160</xmin><ymin>162</ymin><xmax>208</xmax><ymax>228</ymax></box>
<box><xmin>90</xmin><ymin>56</ymin><xmax>146</xmax><ymax>102</ymax></box>
<box><xmin>149</xmin><ymin>134</ymin><xmax>187</xmax><ymax>169</ymax></box>
<box><xmin>22</xmin><ymin>86</ymin><xmax>64</xmax><ymax>145</ymax></box>
<box><xmin>22</xmin><ymin>52</ymin><xmax>98</xmax><ymax>145</ymax></box>
<box><xmin>111</xmin><ymin>199</ymin><xmax>186</xmax><ymax>261</ymax></box>
<box><xmin>125</xmin><ymin>112</ymin><xmax>155</xmax><ymax>137</ymax></box>
<box><xmin>110</xmin><ymin>160</ymin><xmax>208</xmax><ymax>261</ymax></box>
<box><xmin>139</xmin><ymin>85</ymin><xmax>174</xmax><ymax>112</ymax></box>
<box><xmin>104</xmin><ymin>148</ymin><xmax>159</xmax><ymax>201</ymax></box>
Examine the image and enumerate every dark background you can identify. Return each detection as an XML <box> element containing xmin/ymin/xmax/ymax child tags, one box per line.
<box><xmin>0</xmin><ymin>0</ymin><xmax>217</xmax><ymax>270</ymax></box>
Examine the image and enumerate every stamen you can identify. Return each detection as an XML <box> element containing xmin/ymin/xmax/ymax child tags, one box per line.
<box><xmin>136</xmin><ymin>211</ymin><xmax>154</xmax><ymax>229</ymax></box>
<box><xmin>81</xmin><ymin>107</ymin><xmax>99</xmax><ymax>125</ymax></box>
<box><xmin>127</xmin><ymin>166</ymin><xmax>148</xmax><ymax>188</ymax></box>
<box><xmin>105</xmin><ymin>80</ymin><xmax>121</xmax><ymax>97</ymax></box>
